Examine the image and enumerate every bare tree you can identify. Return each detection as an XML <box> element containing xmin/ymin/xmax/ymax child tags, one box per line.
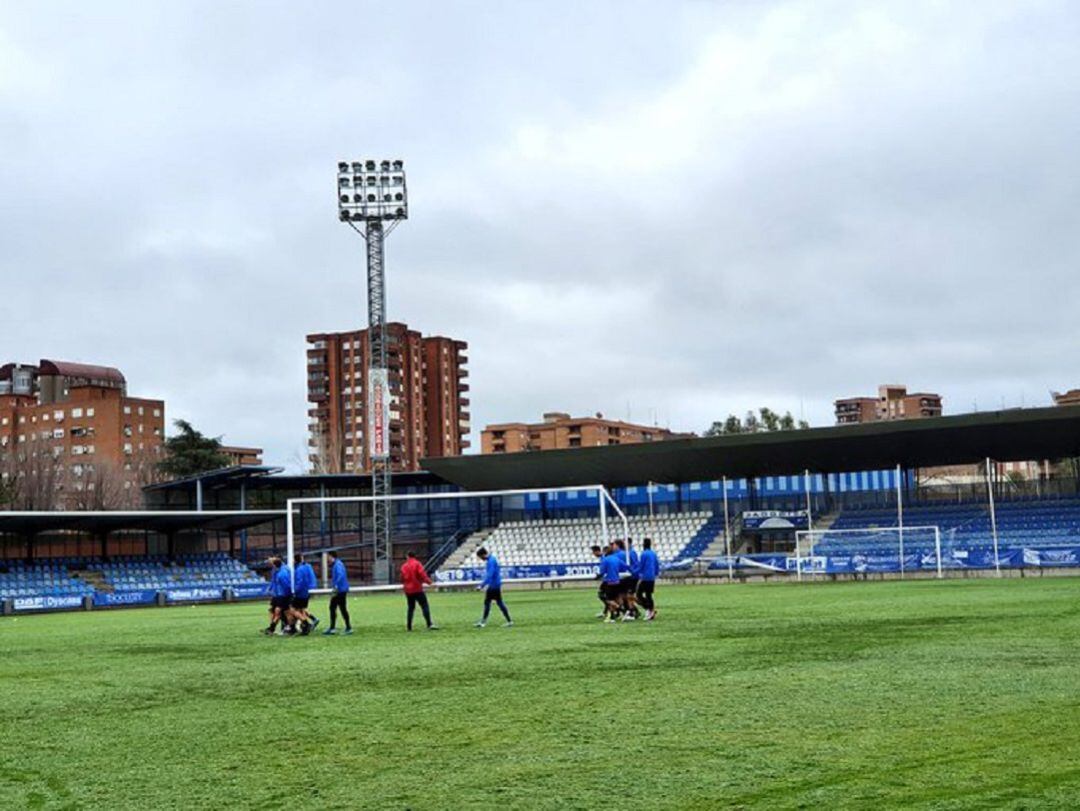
<box><xmin>308</xmin><ymin>429</ymin><xmax>345</xmax><ymax>475</ymax></box>
<box><xmin>68</xmin><ymin>460</ymin><xmax>128</xmax><ymax>511</ymax></box>
<box><xmin>0</xmin><ymin>444</ymin><xmax>67</xmax><ymax>511</ymax></box>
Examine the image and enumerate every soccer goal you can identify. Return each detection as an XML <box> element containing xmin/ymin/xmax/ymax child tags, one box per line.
<box><xmin>793</xmin><ymin>525</ymin><xmax>943</xmax><ymax>581</ymax></box>
<box><xmin>283</xmin><ymin>484</ymin><xmax>631</xmax><ymax>590</ymax></box>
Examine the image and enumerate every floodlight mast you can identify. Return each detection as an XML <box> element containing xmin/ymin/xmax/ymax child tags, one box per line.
<box><xmin>337</xmin><ymin>158</ymin><xmax>408</xmax><ymax>585</ymax></box>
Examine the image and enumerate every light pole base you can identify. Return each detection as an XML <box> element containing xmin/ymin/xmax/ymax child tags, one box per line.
<box><xmin>372</xmin><ymin>558</ymin><xmax>390</xmax><ymax>586</ymax></box>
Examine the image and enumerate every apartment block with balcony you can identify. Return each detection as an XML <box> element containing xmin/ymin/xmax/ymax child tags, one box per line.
<box><xmin>0</xmin><ymin>360</ymin><xmax>165</xmax><ymax>502</ymax></box>
<box><xmin>835</xmin><ymin>384</ymin><xmax>943</xmax><ymax>425</ymax></box>
<box><xmin>1053</xmin><ymin>389</ymin><xmax>1080</xmax><ymax>408</ymax></box>
<box><xmin>305</xmin><ymin>323</ymin><xmax>469</xmax><ymax>473</ymax></box>
<box><xmin>482</xmin><ymin>411</ymin><xmax>690</xmax><ymax>454</ymax></box>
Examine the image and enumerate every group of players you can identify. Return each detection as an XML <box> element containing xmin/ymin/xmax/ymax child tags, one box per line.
<box><xmin>262</xmin><ymin>536</ymin><xmax>658</xmax><ymax>634</ymax></box>
<box><xmin>264</xmin><ymin>551</ymin><xmax>351</xmax><ymax>636</ymax></box>
<box><xmin>592</xmin><ymin>537</ymin><xmax>660</xmax><ymax>622</ymax></box>
<box><xmin>262</xmin><ymin>546</ymin><xmax>513</xmax><ymax>635</ymax></box>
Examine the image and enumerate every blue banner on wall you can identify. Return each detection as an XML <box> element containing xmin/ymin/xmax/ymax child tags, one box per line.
<box><xmin>93</xmin><ymin>589</ymin><xmax>157</xmax><ymax>608</ymax></box>
<box><xmin>708</xmin><ymin>546</ymin><xmax>1080</xmax><ymax>574</ymax></box>
<box><xmin>13</xmin><ymin>593</ymin><xmax>85</xmax><ymax>612</ymax></box>
<box><xmin>232</xmin><ymin>583</ymin><xmax>271</xmax><ymax>599</ymax></box>
<box><xmin>165</xmin><ymin>587</ymin><xmax>224</xmax><ymax>603</ymax></box>
<box><xmin>435</xmin><ymin>563</ymin><xmax>597</xmax><ymax>583</ymax></box>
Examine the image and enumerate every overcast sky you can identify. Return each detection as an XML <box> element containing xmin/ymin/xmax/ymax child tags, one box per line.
<box><xmin>2</xmin><ymin>1</ymin><xmax>1079</xmax><ymax>468</ymax></box>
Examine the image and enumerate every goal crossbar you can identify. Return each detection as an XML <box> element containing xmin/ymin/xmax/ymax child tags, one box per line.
<box><xmin>284</xmin><ymin>484</ymin><xmax>629</xmax><ymax>588</ymax></box>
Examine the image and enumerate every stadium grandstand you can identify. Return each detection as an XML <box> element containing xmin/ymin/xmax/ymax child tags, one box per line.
<box><xmin>6</xmin><ymin>405</ymin><xmax>1080</xmax><ymax>612</ymax></box>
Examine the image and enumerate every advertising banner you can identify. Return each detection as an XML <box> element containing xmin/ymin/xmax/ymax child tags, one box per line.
<box><xmin>368</xmin><ymin>367</ymin><xmax>390</xmax><ymax>461</ymax></box>
<box><xmin>13</xmin><ymin>594</ymin><xmax>84</xmax><ymax>612</ymax></box>
<box><xmin>232</xmin><ymin>583</ymin><xmax>271</xmax><ymax>599</ymax></box>
<box><xmin>93</xmin><ymin>589</ymin><xmax>157</xmax><ymax>608</ymax></box>
<box><xmin>165</xmin><ymin>587</ymin><xmax>223</xmax><ymax>603</ymax></box>
<box><xmin>741</xmin><ymin>510</ymin><xmax>810</xmax><ymax>531</ymax></box>
<box><xmin>434</xmin><ymin>563</ymin><xmax>598</xmax><ymax>583</ymax></box>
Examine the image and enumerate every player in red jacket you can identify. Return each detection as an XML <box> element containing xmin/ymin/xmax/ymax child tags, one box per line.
<box><xmin>400</xmin><ymin>551</ymin><xmax>439</xmax><ymax>631</ymax></box>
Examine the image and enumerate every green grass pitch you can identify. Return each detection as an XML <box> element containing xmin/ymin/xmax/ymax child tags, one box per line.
<box><xmin>3</xmin><ymin>579</ymin><xmax>1080</xmax><ymax>809</ymax></box>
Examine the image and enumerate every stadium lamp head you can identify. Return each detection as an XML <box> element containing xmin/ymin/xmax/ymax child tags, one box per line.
<box><xmin>337</xmin><ymin>158</ymin><xmax>408</xmax><ymax>222</ymax></box>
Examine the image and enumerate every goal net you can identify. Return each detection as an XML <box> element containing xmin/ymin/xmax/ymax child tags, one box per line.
<box><xmin>793</xmin><ymin>526</ymin><xmax>942</xmax><ymax>579</ymax></box>
<box><xmin>283</xmin><ymin>485</ymin><xmax>630</xmax><ymax>589</ymax></box>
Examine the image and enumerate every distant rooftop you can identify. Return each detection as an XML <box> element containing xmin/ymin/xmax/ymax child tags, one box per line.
<box><xmin>38</xmin><ymin>359</ymin><xmax>125</xmax><ymax>384</ymax></box>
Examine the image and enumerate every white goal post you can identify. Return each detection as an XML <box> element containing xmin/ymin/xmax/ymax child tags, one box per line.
<box><xmin>283</xmin><ymin>484</ymin><xmax>631</xmax><ymax>589</ymax></box>
<box><xmin>793</xmin><ymin>525</ymin><xmax>943</xmax><ymax>581</ymax></box>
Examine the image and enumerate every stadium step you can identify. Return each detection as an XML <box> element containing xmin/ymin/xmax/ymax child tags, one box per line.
<box><xmin>701</xmin><ymin>535</ymin><xmax>733</xmax><ymax>561</ymax></box>
<box><xmin>73</xmin><ymin>569</ymin><xmax>112</xmax><ymax>593</ymax></box>
<box><xmin>441</xmin><ymin>528</ymin><xmax>492</xmax><ymax>570</ymax></box>
<box><xmin>813</xmin><ymin>511</ymin><xmax>840</xmax><ymax>531</ymax></box>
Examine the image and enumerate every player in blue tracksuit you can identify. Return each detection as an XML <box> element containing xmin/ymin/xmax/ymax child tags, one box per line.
<box><xmin>264</xmin><ymin>557</ymin><xmax>294</xmax><ymax>635</ymax></box>
<box><xmin>636</xmin><ymin>537</ymin><xmax>661</xmax><ymax>621</ymax></box>
<box><xmin>474</xmin><ymin>548</ymin><xmax>513</xmax><ymax>628</ymax></box>
<box><xmin>613</xmin><ymin>540</ymin><xmax>641</xmax><ymax>621</ymax></box>
<box><xmin>598</xmin><ymin>546</ymin><xmax>624</xmax><ymax>623</ymax></box>
<box><xmin>591</xmin><ymin>544</ymin><xmax>609</xmax><ymax>617</ymax></box>
<box><xmin>292</xmin><ymin>554</ymin><xmax>320</xmax><ymax>635</ymax></box>
<box><xmin>324</xmin><ymin>551</ymin><xmax>353</xmax><ymax>635</ymax></box>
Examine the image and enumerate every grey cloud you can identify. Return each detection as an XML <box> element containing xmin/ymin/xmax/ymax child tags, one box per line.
<box><xmin>2</xmin><ymin>1</ymin><xmax>1079</xmax><ymax>467</ymax></box>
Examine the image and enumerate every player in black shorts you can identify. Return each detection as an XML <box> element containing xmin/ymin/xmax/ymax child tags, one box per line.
<box><xmin>613</xmin><ymin>539</ymin><xmax>640</xmax><ymax>620</ymax></box>
<box><xmin>636</xmin><ymin>537</ymin><xmax>660</xmax><ymax>621</ymax></box>
<box><xmin>473</xmin><ymin>547</ymin><xmax>512</xmax><ymax>628</ymax></box>
<box><xmin>264</xmin><ymin>557</ymin><xmax>295</xmax><ymax>636</ymax></box>
<box><xmin>591</xmin><ymin>545</ymin><xmax>611</xmax><ymax>618</ymax></box>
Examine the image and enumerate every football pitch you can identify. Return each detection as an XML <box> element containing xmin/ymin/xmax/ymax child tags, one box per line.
<box><xmin>3</xmin><ymin>579</ymin><xmax>1080</xmax><ymax>810</ymax></box>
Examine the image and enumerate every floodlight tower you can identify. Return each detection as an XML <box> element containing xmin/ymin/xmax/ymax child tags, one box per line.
<box><xmin>337</xmin><ymin>158</ymin><xmax>408</xmax><ymax>584</ymax></box>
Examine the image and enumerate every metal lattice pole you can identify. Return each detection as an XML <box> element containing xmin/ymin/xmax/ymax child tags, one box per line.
<box><xmin>366</xmin><ymin>220</ymin><xmax>392</xmax><ymax>584</ymax></box>
<box><xmin>338</xmin><ymin>158</ymin><xmax>407</xmax><ymax>586</ymax></box>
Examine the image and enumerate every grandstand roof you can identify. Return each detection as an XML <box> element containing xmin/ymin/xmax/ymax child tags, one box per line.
<box><xmin>0</xmin><ymin>510</ymin><xmax>284</xmax><ymax>536</ymax></box>
<box><xmin>423</xmin><ymin>406</ymin><xmax>1080</xmax><ymax>490</ymax></box>
<box><xmin>142</xmin><ymin>465</ymin><xmax>285</xmax><ymax>492</ymax></box>
<box><xmin>143</xmin><ymin>466</ymin><xmax>444</xmax><ymax>494</ymax></box>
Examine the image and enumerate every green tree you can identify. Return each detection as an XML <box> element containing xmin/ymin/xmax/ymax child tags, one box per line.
<box><xmin>704</xmin><ymin>410</ymin><xmax>812</xmax><ymax>436</ymax></box>
<box><xmin>158</xmin><ymin>419</ymin><xmax>232</xmax><ymax>479</ymax></box>
<box><xmin>759</xmin><ymin>408</ymin><xmax>780</xmax><ymax>432</ymax></box>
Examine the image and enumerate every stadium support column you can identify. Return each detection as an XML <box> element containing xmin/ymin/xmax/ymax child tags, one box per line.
<box><xmin>986</xmin><ymin>458</ymin><xmax>1001</xmax><ymax>577</ymax></box>
<box><xmin>804</xmin><ymin>469</ymin><xmax>814</xmax><ymax>531</ymax></box>
<box><xmin>896</xmin><ymin>464</ymin><xmax>905</xmax><ymax>579</ymax></box>
<box><xmin>239</xmin><ymin>481</ymin><xmax>248</xmax><ymax>563</ymax></box>
<box><xmin>598</xmin><ymin>487</ymin><xmax>610</xmax><ymax>548</ymax></box>
<box><xmin>722</xmin><ymin>476</ymin><xmax>734</xmax><ymax>581</ymax></box>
